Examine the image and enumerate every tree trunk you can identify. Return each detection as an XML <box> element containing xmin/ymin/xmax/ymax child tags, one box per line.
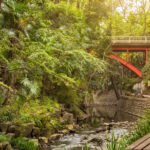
<box><xmin>77</xmin><ymin>0</ymin><xmax>80</xmax><ymax>8</ymax></box>
<box><xmin>0</xmin><ymin>0</ymin><xmax>2</xmax><ymax>8</ymax></box>
<box><xmin>111</xmin><ymin>77</ymin><xmax>120</xmax><ymax>100</ymax></box>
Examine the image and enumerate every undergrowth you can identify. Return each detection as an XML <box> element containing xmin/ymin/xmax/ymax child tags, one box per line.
<box><xmin>107</xmin><ymin>109</ymin><xmax>150</xmax><ymax>150</ymax></box>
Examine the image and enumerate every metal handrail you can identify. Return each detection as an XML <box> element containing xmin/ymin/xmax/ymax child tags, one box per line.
<box><xmin>111</xmin><ymin>36</ymin><xmax>150</xmax><ymax>44</ymax></box>
<box><xmin>111</xmin><ymin>36</ymin><xmax>150</xmax><ymax>41</ymax></box>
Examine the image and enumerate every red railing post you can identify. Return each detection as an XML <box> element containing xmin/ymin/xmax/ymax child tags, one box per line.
<box><xmin>127</xmin><ymin>48</ymin><xmax>129</xmax><ymax>62</ymax></box>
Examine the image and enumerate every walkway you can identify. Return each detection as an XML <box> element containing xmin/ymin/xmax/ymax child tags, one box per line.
<box><xmin>127</xmin><ymin>133</ymin><xmax>150</xmax><ymax>150</ymax></box>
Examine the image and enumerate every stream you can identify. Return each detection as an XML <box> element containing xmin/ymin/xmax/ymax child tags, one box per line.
<box><xmin>48</xmin><ymin>105</ymin><xmax>138</xmax><ymax>150</ymax></box>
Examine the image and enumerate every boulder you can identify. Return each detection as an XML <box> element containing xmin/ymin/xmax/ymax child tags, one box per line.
<box><xmin>29</xmin><ymin>138</ymin><xmax>39</xmax><ymax>146</ymax></box>
<box><xmin>8</xmin><ymin>123</ymin><xmax>34</xmax><ymax>137</ymax></box>
<box><xmin>39</xmin><ymin>137</ymin><xmax>48</xmax><ymax>144</ymax></box>
<box><xmin>0</xmin><ymin>122</ymin><xmax>11</xmax><ymax>132</ymax></box>
<box><xmin>49</xmin><ymin>134</ymin><xmax>63</xmax><ymax>141</ymax></box>
<box><xmin>41</xmin><ymin>129</ymin><xmax>54</xmax><ymax>138</ymax></box>
<box><xmin>7</xmin><ymin>125</ymin><xmax>21</xmax><ymax>137</ymax></box>
<box><xmin>65</xmin><ymin>124</ymin><xmax>75</xmax><ymax>133</ymax></box>
<box><xmin>59</xmin><ymin>129</ymin><xmax>69</xmax><ymax>135</ymax></box>
<box><xmin>31</xmin><ymin>127</ymin><xmax>40</xmax><ymax>137</ymax></box>
<box><xmin>20</xmin><ymin>123</ymin><xmax>34</xmax><ymax>137</ymax></box>
<box><xmin>0</xmin><ymin>141</ymin><xmax>12</xmax><ymax>150</ymax></box>
<box><xmin>61</xmin><ymin>112</ymin><xmax>74</xmax><ymax>124</ymax></box>
<box><xmin>5</xmin><ymin>143</ymin><xmax>13</xmax><ymax>150</ymax></box>
<box><xmin>88</xmin><ymin>137</ymin><xmax>103</xmax><ymax>146</ymax></box>
<box><xmin>66</xmin><ymin>124</ymin><xmax>74</xmax><ymax>130</ymax></box>
<box><xmin>6</xmin><ymin>133</ymin><xmax>15</xmax><ymax>140</ymax></box>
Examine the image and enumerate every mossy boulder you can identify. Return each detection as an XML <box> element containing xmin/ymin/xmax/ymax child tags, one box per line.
<box><xmin>0</xmin><ymin>122</ymin><xmax>11</xmax><ymax>133</ymax></box>
<box><xmin>8</xmin><ymin>125</ymin><xmax>20</xmax><ymax>137</ymax></box>
<box><xmin>49</xmin><ymin>133</ymin><xmax>63</xmax><ymax>141</ymax></box>
<box><xmin>31</xmin><ymin>127</ymin><xmax>40</xmax><ymax>137</ymax></box>
<box><xmin>6</xmin><ymin>133</ymin><xmax>15</xmax><ymax>140</ymax></box>
<box><xmin>88</xmin><ymin>137</ymin><xmax>103</xmax><ymax>146</ymax></box>
<box><xmin>39</xmin><ymin>137</ymin><xmax>48</xmax><ymax>144</ymax></box>
<box><xmin>61</xmin><ymin>112</ymin><xmax>74</xmax><ymax>124</ymax></box>
<box><xmin>8</xmin><ymin>123</ymin><xmax>34</xmax><ymax>137</ymax></box>
<box><xmin>0</xmin><ymin>141</ymin><xmax>12</xmax><ymax>150</ymax></box>
<box><xmin>20</xmin><ymin>123</ymin><xmax>34</xmax><ymax>137</ymax></box>
<box><xmin>29</xmin><ymin>138</ymin><xmax>39</xmax><ymax>146</ymax></box>
<box><xmin>59</xmin><ymin>129</ymin><xmax>69</xmax><ymax>135</ymax></box>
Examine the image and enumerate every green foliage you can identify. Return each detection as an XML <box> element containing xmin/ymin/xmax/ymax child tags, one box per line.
<box><xmin>0</xmin><ymin>134</ymin><xmax>9</xmax><ymax>142</ymax></box>
<box><xmin>0</xmin><ymin>0</ymin><xmax>107</xmax><ymax>116</ymax></box>
<box><xmin>106</xmin><ymin>131</ymin><xmax>127</xmax><ymax>150</ymax></box>
<box><xmin>0</xmin><ymin>98</ymin><xmax>61</xmax><ymax>130</ymax></box>
<box><xmin>107</xmin><ymin>109</ymin><xmax>150</xmax><ymax>150</ymax></box>
<box><xmin>11</xmin><ymin>137</ymin><xmax>37</xmax><ymax>150</ymax></box>
<box><xmin>122</xmin><ymin>78</ymin><xmax>141</xmax><ymax>91</ymax></box>
<box><xmin>142</xmin><ymin>58</ymin><xmax>150</xmax><ymax>86</ymax></box>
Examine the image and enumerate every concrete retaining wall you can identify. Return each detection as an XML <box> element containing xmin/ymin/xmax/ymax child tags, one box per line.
<box><xmin>119</xmin><ymin>96</ymin><xmax>150</xmax><ymax>117</ymax></box>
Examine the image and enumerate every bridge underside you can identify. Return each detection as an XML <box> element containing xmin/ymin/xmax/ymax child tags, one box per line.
<box><xmin>109</xmin><ymin>54</ymin><xmax>142</xmax><ymax>78</ymax></box>
<box><xmin>110</xmin><ymin>46</ymin><xmax>150</xmax><ymax>78</ymax></box>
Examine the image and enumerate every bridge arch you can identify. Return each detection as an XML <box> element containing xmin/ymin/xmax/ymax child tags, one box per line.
<box><xmin>110</xmin><ymin>36</ymin><xmax>150</xmax><ymax>78</ymax></box>
<box><xmin>109</xmin><ymin>54</ymin><xmax>142</xmax><ymax>78</ymax></box>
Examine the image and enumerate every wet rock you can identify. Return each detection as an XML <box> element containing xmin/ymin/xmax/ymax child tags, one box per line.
<box><xmin>31</xmin><ymin>127</ymin><xmax>40</xmax><ymax>137</ymax></box>
<box><xmin>95</xmin><ymin>127</ymin><xmax>107</xmax><ymax>133</ymax></box>
<box><xmin>96</xmin><ymin>125</ymin><xmax>112</xmax><ymax>133</ymax></box>
<box><xmin>65</xmin><ymin>124</ymin><xmax>75</xmax><ymax>133</ymax></box>
<box><xmin>81</xmin><ymin>136</ymin><xmax>88</xmax><ymax>141</ymax></box>
<box><xmin>0</xmin><ymin>122</ymin><xmax>11</xmax><ymax>132</ymax></box>
<box><xmin>49</xmin><ymin>133</ymin><xmax>63</xmax><ymax>141</ymax></box>
<box><xmin>59</xmin><ymin>129</ymin><xmax>69</xmax><ymax>135</ymax></box>
<box><xmin>66</xmin><ymin>124</ymin><xmax>74</xmax><ymax>130</ymax></box>
<box><xmin>39</xmin><ymin>137</ymin><xmax>48</xmax><ymax>144</ymax></box>
<box><xmin>88</xmin><ymin>137</ymin><xmax>103</xmax><ymax>146</ymax></box>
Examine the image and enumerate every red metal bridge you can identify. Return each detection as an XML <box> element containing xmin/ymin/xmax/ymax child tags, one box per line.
<box><xmin>110</xmin><ymin>36</ymin><xmax>150</xmax><ymax>78</ymax></box>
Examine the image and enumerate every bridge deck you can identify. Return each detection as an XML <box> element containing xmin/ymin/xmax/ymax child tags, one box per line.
<box><xmin>127</xmin><ymin>133</ymin><xmax>150</xmax><ymax>150</ymax></box>
<box><xmin>112</xmin><ymin>36</ymin><xmax>150</xmax><ymax>48</ymax></box>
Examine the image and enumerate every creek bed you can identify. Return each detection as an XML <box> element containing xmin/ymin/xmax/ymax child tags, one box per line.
<box><xmin>48</xmin><ymin>126</ymin><xmax>128</xmax><ymax>150</ymax></box>
<box><xmin>47</xmin><ymin>108</ymin><xmax>138</xmax><ymax>150</ymax></box>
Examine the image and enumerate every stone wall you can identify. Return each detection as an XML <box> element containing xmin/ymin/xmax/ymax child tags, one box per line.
<box><xmin>119</xmin><ymin>96</ymin><xmax>150</xmax><ymax>117</ymax></box>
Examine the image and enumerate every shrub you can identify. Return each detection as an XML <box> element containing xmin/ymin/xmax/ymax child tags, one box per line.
<box><xmin>10</xmin><ymin>137</ymin><xmax>37</xmax><ymax>150</ymax></box>
<box><xmin>0</xmin><ymin>134</ymin><xmax>9</xmax><ymax>142</ymax></box>
<box><xmin>107</xmin><ymin>109</ymin><xmax>150</xmax><ymax>150</ymax></box>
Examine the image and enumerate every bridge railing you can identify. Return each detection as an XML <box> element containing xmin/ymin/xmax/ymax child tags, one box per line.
<box><xmin>111</xmin><ymin>36</ymin><xmax>150</xmax><ymax>44</ymax></box>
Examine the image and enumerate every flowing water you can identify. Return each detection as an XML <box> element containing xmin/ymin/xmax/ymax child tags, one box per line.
<box><xmin>48</xmin><ymin>105</ymin><xmax>138</xmax><ymax>150</ymax></box>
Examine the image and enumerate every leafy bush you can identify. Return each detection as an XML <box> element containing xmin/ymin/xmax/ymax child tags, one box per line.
<box><xmin>106</xmin><ymin>131</ymin><xmax>127</xmax><ymax>150</ymax></box>
<box><xmin>0</xmin><ymin>134</ymin><xmax>9</xmax><ymax>142</ymax></box>
<box><xmin>11</xmin><ymin>137</ymin><xmax>37</xmax><ymax>150</ymax></box>
<box><xmin>0</xmin><ymin>98</ymin><xmax>61</xmax><ymax>130</ymax></box>
<box><xmin>0</xmin><ymin>0</ymin><xmax>107</xmax><ymax>127</ymax></box>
